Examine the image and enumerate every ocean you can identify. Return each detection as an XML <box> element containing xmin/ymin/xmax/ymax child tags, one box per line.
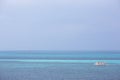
<box><xmin>0</xmin><ymin>51</ymin><xmax>120</xmax><ymax>80</ymax></box>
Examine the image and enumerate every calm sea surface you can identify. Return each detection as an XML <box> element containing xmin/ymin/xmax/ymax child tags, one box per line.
<box><xmin>0</xmin><ymin>51</ymin><xmax>120</xmax><ymax>80</ymax></box>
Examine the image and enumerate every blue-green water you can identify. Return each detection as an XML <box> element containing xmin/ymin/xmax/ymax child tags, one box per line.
<box><xmin>0</xmin><ymin>51</ymin><xmax>120</xmax><ymax>80</ymax></box>
<box><xmin>0</xmin><ymin>51</ymin><xmax>120</xmax><ymax>60</ymax></box>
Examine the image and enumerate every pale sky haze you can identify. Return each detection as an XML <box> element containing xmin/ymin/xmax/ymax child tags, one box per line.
<box><xmin>0</xmin><ymin>0</ymin><xmax>120</xmax><ymax>51</ymax></box>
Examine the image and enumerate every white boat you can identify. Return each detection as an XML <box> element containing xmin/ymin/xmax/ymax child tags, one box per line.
<box><xmin>94</xmin><ymin>62</ymin><xmax>106</xmax><ymax>66</ymax></box>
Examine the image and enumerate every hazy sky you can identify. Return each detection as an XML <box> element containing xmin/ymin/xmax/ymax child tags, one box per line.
<box><xmin>0</xmin><ymin>0</ymin><xmax>120</xmax><ymax>51</ymax></box>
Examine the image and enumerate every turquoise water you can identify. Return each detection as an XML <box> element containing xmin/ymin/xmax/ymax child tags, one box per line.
<box><xmin>0</xmin><ymin>59</ymin><xmax>120</xmax><ymax>64</ymax></box>
<box><xmin>0</xmin><ymin>51</ymin><xmax>120</xmax><ymax>64</ymax></box>
<box><xmin>0</xmin><ymin>51</ymin><xmax>120</xmax><ymax>60</ymax></box>
<box><xmin>0</xmin><ymin>51</ymin><xmax>120</xmax><ymax>80</ymax></box>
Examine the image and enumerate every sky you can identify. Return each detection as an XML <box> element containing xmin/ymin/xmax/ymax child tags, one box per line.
<box><xmin>0</xmin><ymin>0</ymin><xmax>120</xmax><ymax>51</ymax></box>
